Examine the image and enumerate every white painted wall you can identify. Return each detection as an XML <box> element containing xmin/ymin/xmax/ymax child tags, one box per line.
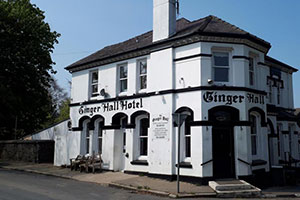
<box><xmin>153</xmin><ymin>0</ymin><xmax>176</xmax><ymax>42</ymax></box>
<box><xmin>68</xmin><ymin>40</ymin><xmax>298</xmax><ymax>178</ymax></box>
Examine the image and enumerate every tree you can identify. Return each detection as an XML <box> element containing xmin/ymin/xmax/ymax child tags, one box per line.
<box><xmin>42</xmin><ymin>78</ymin><xmax>70</xmax><ymax>128</ymax></box>
<box><xmin>0</xmin><ymin>0</ymin><xmax>60</xmax><ymax>139</ymax></box>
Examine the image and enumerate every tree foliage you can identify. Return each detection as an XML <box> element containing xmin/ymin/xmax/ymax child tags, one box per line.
<box><xmin>0</xmin><ymin>0</ymin><xmax>60</xmax><ymax>139</ymax></box>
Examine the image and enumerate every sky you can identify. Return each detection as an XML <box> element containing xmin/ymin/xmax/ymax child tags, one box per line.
<box><xmin>30</xmin><ymin>0</ymin><xmax>300</xmax><ymax>108</ymax></box>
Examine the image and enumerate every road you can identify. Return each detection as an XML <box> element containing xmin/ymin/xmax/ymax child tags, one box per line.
<box><xmin>0</xmin><ymin>168</ymin><xmax>167</xmax><ymax>200</ymax></box>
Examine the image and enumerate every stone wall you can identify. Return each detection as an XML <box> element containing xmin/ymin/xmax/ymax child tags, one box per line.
<box><xmin>0</xmin><ymin>140</ymin><xmax>54</xmax><ymax>163</ymax></box>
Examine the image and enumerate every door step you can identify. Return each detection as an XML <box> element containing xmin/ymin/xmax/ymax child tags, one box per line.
<box><xmin>209</xmin><ymin>179</ymin><xmax>261</xmax><ymax>198</ymax></box>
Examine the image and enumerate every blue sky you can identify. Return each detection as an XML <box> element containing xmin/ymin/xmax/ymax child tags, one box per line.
<box><xmin>30</xmin><ymin>0</ymin><xmax>300</xmax><ymax>107</ymax></box>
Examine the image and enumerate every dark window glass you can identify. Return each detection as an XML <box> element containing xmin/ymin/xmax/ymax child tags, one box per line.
<box><xmin>120</xmin><ymin>79</ymin><xmax>127</xmax><ymax>92</ymax></box>
<box><xmin>140</xmin><ymin>76</ymin><xmax>147</xmax><ymax>90</ymax></box>
<box><xmin>138</xmin><ymin>60</ymin><xmax>147</xmax><ymax>90</ymax></box>
<box><xmin>185</xmin><ymin>137</ymin><xmax>191</xmax><ymax>157</ymax></box>
<box><xmin>92</xmin><ymin>71</ymin><xmax>98</xmax><ymax>83</ymax></box>
<box><xmin>214</xmin><ymin>52</ymin><xmax>229</xmax><ymax>66</ymax></box>
<box><xmin>119</xmin><ymin>65</ymin><xmax>127</xmax><ymax>78</ymax></box>
<box><xmin>86</xmin><ymin>122</ymin><xmax>90</xmax><ymax>154</ymax></box>
<box><xmin>214</xmin><ymin>68</ymin><xmax>229</xmax><ymax>82</ymax></box>
<box><xmin>139</xmin><ymin>118</ymin><xmax>149</xmax><ymax>156</ymax></box>
<box><xmin>123</xmin><ymin>132</ymin><xmax>126</xmax><ymax>146</ymax></box>
<box><xmin>250</xmin><ymin>115</ymin><xmax>257</xmax><ymax>155</ymax></box>
<box><xmin>140</xmin><ymin>138</ymin><xmax>148</xmax><ymax>156</ymax></box>
<box><xmin>140</xmin><ymin>118</ymin><xmax>149</xmax><ymax>136</ymax></box>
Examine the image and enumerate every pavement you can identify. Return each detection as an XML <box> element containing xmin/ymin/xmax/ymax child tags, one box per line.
<box><xmin>1</xmin><ymin>162</ymin><xmax>300</xmax><ymax>198</ymax></box>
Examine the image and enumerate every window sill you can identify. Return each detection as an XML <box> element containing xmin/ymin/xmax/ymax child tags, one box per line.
<box><xmin>118</xmin><ymin>92</ymin><xmax>128</xmax><ymax>97</ymax></box>
<box><xmin>175</xmin><ymin>162</ymin><xmax>192</xmax><ymax>169</ymax></box>
<box><xmin>137</xmin><ymin>89</ymin><xmax>147</xmax><ymax>94</ymax></box>
<box><xmin>130</xmin><ymin>160</ymin><xmax>148</xmax><ymax>166</ymax></box>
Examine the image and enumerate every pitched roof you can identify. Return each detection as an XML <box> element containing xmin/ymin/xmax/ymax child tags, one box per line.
<box><xmin>265</xmin><ymin>56</ymin><xmax>298</xmax><ymax>72</ymax></box>
<box><xmin>66</xmin><ymin>15</ymin><xmax>271</xmax><ymax>71</ymax></box>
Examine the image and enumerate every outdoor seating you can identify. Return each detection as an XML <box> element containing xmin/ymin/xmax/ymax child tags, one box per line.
<box><xmin>70</xmin><ymin>155</ymin><xmax>86</xmax><ymax>171</ymax></box>
<box><xmin>79</xmin><ymin>153</ymin><xmax>102</xmax><ymax>173</ymax></box>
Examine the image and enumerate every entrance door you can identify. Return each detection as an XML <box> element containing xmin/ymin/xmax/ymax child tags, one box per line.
<box><xmin>212</xmin><ymin>127</ymin><xmax>235</xmax><ymax>178</ymax></box>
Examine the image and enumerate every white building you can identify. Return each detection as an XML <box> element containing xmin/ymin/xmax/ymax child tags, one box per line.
<box><xmin>65</xmin><ymin>0</ymin><xmax>300</xmax><ymax>181</ymax></box>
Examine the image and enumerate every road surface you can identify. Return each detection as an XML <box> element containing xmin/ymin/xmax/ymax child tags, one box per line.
<box><xmin>0</xmin><ymin>168</ymin><xmax>166</xmax><ymax>200</ymax></box>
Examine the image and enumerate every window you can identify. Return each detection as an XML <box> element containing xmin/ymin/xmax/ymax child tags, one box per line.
<box><xmin>118</xmin><ymin>64</ymin><xmax>127</xmax><ymax>93</ymax></box>
<box><xmin>98</xmin><ymin>123</ymin><xmax>103</xmax><ymax>154</ymax></box>
<box><xmin>184</xmin><ymin>116</ymin><xmax>192</xmax><ymax>158</ymax></box>
<box><xmin>249</xmin><ymin>57</ymin><xmax>254</xmax><ymax>86</ymax></box>
<box><xmin>86</xmin><ymin>122</ymin><xmax>90</xmax><ymax>154</ymax></box>
<box><xmin>277</xmin><ymin>124</ymin><xmax>282</xmax><ymax>157</ymax></box>
<box><xmin>268</xmin><ymin>80</ymin><xmax>273</xmax><ymax>103</ymax></box>
<box><xmin>121</xmin><ymin>117</ymin><xmax>127</xmax><ymax>147</ymax></box>
<box><xmin>250</xmin><ymin>115</ymin><xmax>257</xmax><ymax>155</ymax></box>
<box><xmin>277</xmin><ymin>85</ymin><xmax>281</xmax><ymax>105</ymax></box>
<box><xmin>213</xmin><ymin>52</ymin><xmax>229</xmax><ymax>82</ymax></box>
<box><xmin>139</xmin><ymin>118</ymin><xmax>149</xmax><ymax>156</ymax></box>
<box><xmin>90</xmin><ymin>71</ymin><xmax>99</xmax><ymax>97</ymax></box>
<box><xmin>137</xmin><ymin>59</ymin><xmax>147</xmax><ymax>90</ymax></box>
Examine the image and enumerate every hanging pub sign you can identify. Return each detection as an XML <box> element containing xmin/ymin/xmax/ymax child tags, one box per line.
<box><xmin>203</xmin><ymin>91</ymin><xmax>265</xmax><ymax>105</ymax></box>
<box><xmin>78</xmin><ymin>98</ymin><xmax>143</xmax><ymax>116</ymax></box>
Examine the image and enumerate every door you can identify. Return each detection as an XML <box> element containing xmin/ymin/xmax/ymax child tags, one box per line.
<box><xmin>212</xmin><ymin>127</ymin><xmax>235</xmax><ymax>178</ymax></box>
<box><xmin>119</xmin><ymin>129</ymin><xmax>126</xmax><ymax>171</ymax></box>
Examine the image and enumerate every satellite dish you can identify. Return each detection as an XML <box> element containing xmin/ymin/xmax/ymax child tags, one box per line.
<box><xmin>100</xmin><ymin>88</ymin><xmax>106</xmax><ymax>97</ymax></box>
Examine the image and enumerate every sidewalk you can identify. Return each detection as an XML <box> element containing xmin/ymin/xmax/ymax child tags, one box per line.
<box><xmin>0</xmin><ymin>162</ymin><xmax>215</xmax><ymax>198</ymax></box>
<box><xmin>1</xmin><ymin>162</ymin><xmax>300</xmax><ymax>198</ymax></box>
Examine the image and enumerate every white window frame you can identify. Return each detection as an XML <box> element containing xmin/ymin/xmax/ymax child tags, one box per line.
<box><xmin>97</xmin><ymin>120</ymin><xmax>103</xmax><ymax>155</ymax></box>
<box><xmin>117</xmin><ymin>63</ymin><xmax>128</xmax><ymax>95</ymax></box>
<box><xmin>181</xmin><ymin>113</ymin><xmax>192</xmax><ymax>162</ymax></box>
<box><xmin>83</xmin><ymin>120</ymin><xmax>91</xmax><ymax>155</ymax></box>
<box><xmin>249</xmin><ymin>57</ymin><xmax>255</xmax><ymax>87</ymax></box>
<box><xmin>250</xmin><ymin>113</ymin><xmax>260</xmax><ymax>160</ymax></box>
<box><xmin>90</xmin><ymin>70</ymin><xmax>99</xmax><ymax>98</ymax></box>
<box><xmin>212</xmin><ymin>51</ymin><xmax>231</xmax><ymax>84</ymax></box>
<box><xmin>137</xmin><ymin>58</ymin><xmax>147</xmax><ymax>92</ymax></box>
<box><xmin>135</xmin><ymin>115</ymin><xmax>149</xmax><ymax>160</ymax></box>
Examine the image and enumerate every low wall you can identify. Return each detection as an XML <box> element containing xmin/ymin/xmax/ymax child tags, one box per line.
<box><xmin>0</xmin><ymin>140</ymin><xmax>54</xmax><ymax>163</ymax></box>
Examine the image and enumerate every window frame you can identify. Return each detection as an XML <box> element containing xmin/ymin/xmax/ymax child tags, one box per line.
<box><xmin>117</xmin><ymin>63</ymin><xmax>128</xmax><ymax>95</ymax></box>
<box><xmin>97</xmin><ymin>122</ymin><xmax>103</xmax><ymax>155</ymax></box>
<box><xmin>137</xmin><ymin>58</ymin><xmax>147</xmax><ymax>92</ymax></box>
<box><xmin>212</xmin><ymin>51</ymin><xmax>231</xmax><ymax>83</ymax></box>
<box><xmin>249</xmin><ymin>57</ymin><xmax>255</xmax><ymax>87</ymax></box>
<box><xmin>135</xmin><ymin>115</ymin><xmax>149</xmax><ymax>160</ymax></box>
<box><xmin>90</xmin><ymin>70</ymin><xmax>99</xmax><ymax>98</ymax></box>
<box><xmin>250</xmin><ymin>114</ymin><xmax>259</xmax><ymax>158</ymax></box>
<box><xmin>85</xmin><ymin>121</ymin><xmax>90</xmax><ymax>154</ymax></box>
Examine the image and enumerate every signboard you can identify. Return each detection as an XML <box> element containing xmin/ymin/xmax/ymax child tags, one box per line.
<box><xmin>78</xmin><ymin>98</ymin><xmax>143</xmax><ymax>116</ymax></box>
<box><xmin>203</xmin><ymin>91</ymin><xmax>265</xmax><ymax>105</ymax></box>
<box><xmin>152</xmin><ymin>114</ymin><xmax>170</xmax><ymax>139</ymax></box>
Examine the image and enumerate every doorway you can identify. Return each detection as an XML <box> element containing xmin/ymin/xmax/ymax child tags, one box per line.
<box><xmin>209</xmin><ymin>106</ymin><xmax>239</xmax><ymax>179</ymax></box>
<box><xmin>212</xmin><ymin>127</ymin><xmax>235</xmax><ymax>178</ymax></box>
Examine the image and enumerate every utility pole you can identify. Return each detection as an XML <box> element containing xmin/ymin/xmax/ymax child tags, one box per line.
<box><xmin>172</xmin><ymin>113</ymin><xmax>188</xmax><ymax>194</ymax></box>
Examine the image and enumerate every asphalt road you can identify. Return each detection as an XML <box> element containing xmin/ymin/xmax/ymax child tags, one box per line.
<box><xmin>0</xmin><ymin>168</ymin><xmax>167</xmax><ymax>200</ymax></box>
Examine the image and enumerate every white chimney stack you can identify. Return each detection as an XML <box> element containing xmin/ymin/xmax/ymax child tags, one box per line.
<box><xmin>153</xmin><ymin>0</ymin><xmax>177</xmax><ymax>42</ymax></box>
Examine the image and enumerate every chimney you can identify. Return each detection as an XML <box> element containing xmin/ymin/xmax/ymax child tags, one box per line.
<box><xmin>153</xmin><ymin>0</ymin><xmax>177</xmax><ymax>42</ymax></box>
